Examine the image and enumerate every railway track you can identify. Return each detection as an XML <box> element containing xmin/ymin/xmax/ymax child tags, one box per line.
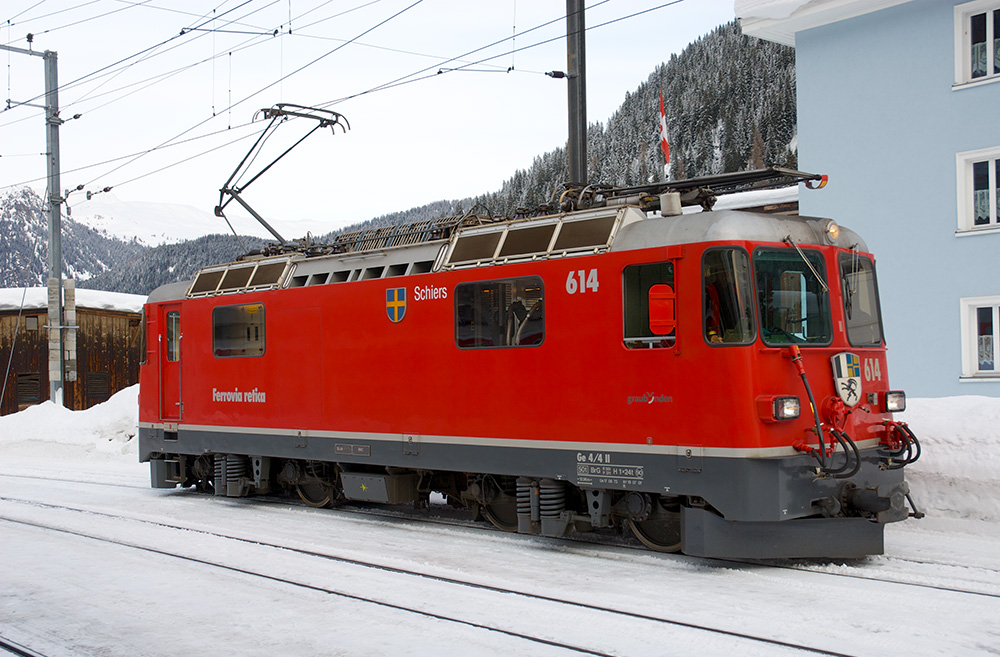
<box><xmin>326</xmin><ymin>500</ymin><xmax>1000</xmax><ymax>599</ymax></box>
<box><xmin>0</xmin><ymin>635</ymin><xmax>47</xmax><ymax>657</ymax></box>
<box><xmin>3</xmin><ymin>473</ymin><xmax>999</xmax><ymax>655</ymax></box>
<box><xmin>0</xmin><ymin>496</ymin><xmax>859</xmax><ymax>657</ymax></box>
<box><xmin>2</xmin><ymin>472</ymin><xmax>999</xmax><ymax>601</ymax></box>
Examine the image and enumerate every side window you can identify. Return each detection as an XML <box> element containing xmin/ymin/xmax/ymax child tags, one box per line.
<box><xmin>703</xmin><ymin>248</ymin><xmax>755</xmax><ymax>345</ymax></box>
<box><xmin>957</xmin><ymin>146</ymin><xmax>1000</xmax><ymax>232</ymax></box>
<box><xmin>166</xmin><ymin>311</ymin><xmax>180</xmax><ymax>362</ymax></box>
<box><xmin>955</xmin><ymin>1</ymin><xmax>1000</xmax><ymax>85</ymax></box>
<box><xmin>839</xmin><ymin>253</ymin><xmax>884</xmax><ymax>347</ymax></box>
<box><xmin>961</xmin><ymin>296</ymin><xmax>1000</xmax><ymax>378</ymax></box>
<box><xmin>455</xmin><ymin>276</ymin><xmax>544</xmax><ymax>348</ymax></box>
<box><xmin>623</xmin><ymin>262</ymin><xmax>675</xmax><ymax>349</ymax></box>
<box><xmin>213</xmin><ymin>303</ymin><xmax>265</xmax><ymax>357</ymax></box>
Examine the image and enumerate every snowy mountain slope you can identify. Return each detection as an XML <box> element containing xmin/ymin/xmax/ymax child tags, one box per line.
<box><xmin>71</xmin><ymin>192</ymin><xmax>336</xmax><ymax>247</ymax></box>
<box><xmin>0</xmin><ymin>187</ymin><xmax>147</xmax><ymax>287</ymax></box>
<box><xmin>71</xmin><ymin>193</ymin><xmax>232</xmax><ymax>246</ymax></box>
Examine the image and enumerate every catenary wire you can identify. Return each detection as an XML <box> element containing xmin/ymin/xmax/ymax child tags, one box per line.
<box><xmin>3</xmin><ymin>0</ymin><xmax>259</xmax><ymax>111</ymax></box>
<box><xmin>0</xmin><ymin>0</ymin><xmax>283</xmax><ymax>135</ymax></box>
<box><xmin>5</xmin><ymin>1</ymin><xmax>685</xmax><ymax>198</ymax></box>
<box><xmin>6</xmin><ymin>0</ymin><xmax>156</xmax><ymax>42</ymax></box>
<box><xmin>0</xmin><ymin>0</ymin><xmax>374</xmax><ymax>125</ymax></box>
<box><xmin>3</xmin><ymin>0</ymin><xmax>47</xmax><ymax>25</ymax></box>
<box><xmin>0</xmin><ymin>118</ymin><xmax>260</xmax><ymax>192</ymax></box>
<box><xmin>93</xmin><ymin>0</ymin><xmax>680</xmax><ymax>195</ymax></box>
<box><xmin>79</xmin><ymin>0</ymin><xmax>425</xmax><ymax>190</ymax></box>
<box><xmin>319</xmin><ymin>0</ymin><xmax>686</xmax><ymax>108</ymax></box>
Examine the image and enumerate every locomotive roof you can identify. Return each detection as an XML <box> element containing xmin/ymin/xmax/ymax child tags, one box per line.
<box><xmin>612</xmin><ymin>209</ymin><xmax>867</xmax><ymax>254</ymax></box>
<box><xmin>149</xmin><ymin>206</ymin><xmax>866</xmax><ymax>304</ymax></box>
<box><xmin>150</xmin><ymin>168</ymin><xmax>866</xmax><ymax>303</ymax></box>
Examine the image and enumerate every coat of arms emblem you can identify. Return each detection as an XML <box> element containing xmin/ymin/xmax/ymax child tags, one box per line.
<box><xmin>830</xmin><ymin>352</ymin><xmax>862</xmax><ymax>407</ymax></box>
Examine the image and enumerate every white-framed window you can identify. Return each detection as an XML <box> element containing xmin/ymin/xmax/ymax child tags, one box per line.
<box><xmin>954</xmin><ymin>0</ymin><xmax>1000</xmax><ymax>87</ymax></box>
<box><xmin>956</xmin><ymin>146</ymin><xmax>1000</xmax><ymax>233</ymax></box>
<box><xmin>961</xmin><ymin>295</ymin><xmax>1000</xmax><ymax>380</ymax></box>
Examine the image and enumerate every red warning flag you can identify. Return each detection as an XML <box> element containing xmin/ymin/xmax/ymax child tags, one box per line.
<box><xmin>659</xmin><ymin>91</ymin><xmax>670</xmax><ymax>164</ymax></box>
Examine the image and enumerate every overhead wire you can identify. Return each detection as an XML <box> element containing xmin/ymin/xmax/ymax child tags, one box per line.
<box><xmin>318</xmin><ymin>0</ymin><xmax>686</xmax><ymax>109</ymax></box>
<box><xmin>314</xmin><ymin>0</ymin><xmax>613</xmax><ymax>109</ymax></box>
<box><xmin>0</xmin><ymin>0</ymin><xmax>281</xmax><ymax>137</ymax></box>
<box><xmin>3</xmin><ymin>0</ymin><xmax>48</xmax><ymax>26</ymax></box>
<box><xmin>0</xmin><ymin>0</ymin><xmax>370</xmax><ymax>125</ymax></box>
<box><xmin>0</xmin><ymin>0</ymin><xmax>384</xmax><ymax>183</ymax></box>
<box><xmin>3</xmin><ymin>1</ymin><xmax>101</xmax><ymax>38</ymax></box>
<box><xmin>81</xmin><ymin>0</ymin><xmax>425</xmax><ymax>190</ymax></box>
<box><xmin>0</xmin><ymin>117</ymin><xmax>259</xmax><ymax>191</ymax></box>
<box><xmin>64</xmin><ymin>7</ymin><xmax>281</xmax><ymax>112</ymax></box>
<box><xmin>88</xmin><ymin>0</ymin><xmax>656</xmax><ymax>196</ymax></box>
<box><xmin>3</xmin><ymin>0</ymin><xmax>259</xmax><ymax>112</ymax></box>
<box><xmin>4</xmin><ymin>1</ymin><xmax>689</xmax><ymax>201</ymax></box>
<box><xmin>5</xmin><ymin>0</ymin><xmax>153</xmax><ymax>45</ymax></box>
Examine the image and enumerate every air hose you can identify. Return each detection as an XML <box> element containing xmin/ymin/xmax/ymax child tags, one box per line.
<box><xmin>788</xmin><ymin>345</ymin><xmax>828</xmax><ymax>470</ymax></box>
<box><xmin>788</xmin><ymin>345</ymin><xmax>862</xmax><ymax>477</ymax></box>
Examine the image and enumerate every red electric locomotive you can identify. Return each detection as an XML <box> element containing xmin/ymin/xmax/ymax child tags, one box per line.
<box><xmin>138</xmin><ymin>168</ymin><xmax>922</xmax><ymax>559</ymax></box>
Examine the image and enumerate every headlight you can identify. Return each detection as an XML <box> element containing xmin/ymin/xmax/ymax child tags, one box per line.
<box><xmin>773</xmin><ymin>396</ymin><xmax>801</xmax><ymax>420</ymax></box>
<box><xmin>824</xmin><ymin>220</ymin><xmax>840</xmax><ymax>244</ymax></box>
<box><xmin>884</xmin><ymin>391</ymin><xmax>906</xmax><ymax>413</ymax></box>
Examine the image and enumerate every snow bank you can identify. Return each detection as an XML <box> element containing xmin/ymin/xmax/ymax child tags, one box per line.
<box><xmin>0</xmin><ymin>386</ymin><xmax>139</xmax><ymax>462</ymax></box>
<box><xmin>904</xmin><ymin>396</ymin><xmax>1000</xmax><ymax>522</ymax></box>
<box><xmin>1</xmin><ymin>387</ymin><xmax>997</xmax><ymax>521</ymax></box>
<box><xmin>0</xmin><ymin>287</ymin><xmax>147</xmax><ymax>314</ymax></box>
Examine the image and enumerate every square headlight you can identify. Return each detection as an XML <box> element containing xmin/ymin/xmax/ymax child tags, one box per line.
<box><xmin>773</xmin><ymin>396</ymin><xmax>801</xmax><ymax>420</ymax></box>
<box><xmin>884</xmin><ymin>391</ymin><xmax>906</xmax><ymax>413</ymax></box>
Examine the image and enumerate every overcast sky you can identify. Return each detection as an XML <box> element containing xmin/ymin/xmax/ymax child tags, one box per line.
<box><xmin>2</xmin><ymin>0</ymin><xmax>735</xmax><ymax>237</ymax></box>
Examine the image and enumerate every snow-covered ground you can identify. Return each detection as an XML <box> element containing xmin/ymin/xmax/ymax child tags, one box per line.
<box><xmin>2</xmin><ymin>389</ymin><xmax>999</xmax><ymax>656</ymax></box>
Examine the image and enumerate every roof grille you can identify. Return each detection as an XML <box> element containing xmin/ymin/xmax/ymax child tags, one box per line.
<box><xmin>187</xmin><ymin>257</ymin><xmax>293</xmax><ymax>298</ymax></box>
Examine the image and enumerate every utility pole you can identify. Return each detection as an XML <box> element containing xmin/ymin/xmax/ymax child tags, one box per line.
<box><xmin>566</xmin><ymin>0</ymin><xmax>587</xmax><ymax>184</ymax></box>
<box><xmin>2</xmin><ymin>43</ymin><xmax>66</xmax><ymax>405</ymax></box>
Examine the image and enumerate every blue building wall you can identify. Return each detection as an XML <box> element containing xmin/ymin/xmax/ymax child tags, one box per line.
<box><xmin>794</xmin><ymin>0</ymin><xmax>1000</xmax><ymax>397</ymax></box>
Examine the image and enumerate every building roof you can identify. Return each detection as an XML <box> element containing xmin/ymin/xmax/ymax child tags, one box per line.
<box><xmin>0</xmin><ymin>287</ymin><xmax>146</xmax><ymax>314</ymax></box>
<box><xmin>736</xmin><ymin>0</ymin><xmax>915</xmax><ymax>45</ymax></box>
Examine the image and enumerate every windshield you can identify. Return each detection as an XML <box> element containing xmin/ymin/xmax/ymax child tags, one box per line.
<box><xmin>840</xmin><ymin>253</ymin><xmax>883</xmax><ymax>346</ymax></box>
<box><xmin>755</xmin><ymin>248</ymin><xmax>833</xmax><ymax>346</ymax></box>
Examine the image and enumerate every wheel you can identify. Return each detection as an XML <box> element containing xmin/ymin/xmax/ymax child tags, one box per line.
<box><xmin>627</xmin><ymin>500</ymin><xmax>682</xmax><ymax>553</ymax></box>
<box><xmin>296</xmin><ymin>480</ymin><xmax>334</xmax><ymax>507</ymax></box>
<box><xmin>479</xmin><ymin>475</ymin><xmax>519</xmax><ymax>532</ymax></box>
<box><xmin>482</xmin><ymin>500</ymin><xmax>518</xmax><ymax>532</ymax></box>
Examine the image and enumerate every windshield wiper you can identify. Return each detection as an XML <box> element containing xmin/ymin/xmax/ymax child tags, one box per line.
<box><xmin>783</xmin><ymin>235</ymin><xmax>829</xmax><ymax>292</ymax></box>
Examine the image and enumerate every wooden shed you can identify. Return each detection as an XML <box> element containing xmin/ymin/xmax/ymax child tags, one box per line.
<box><xmin>1</xmin><ymin>287</ymin><xmax>147</xmax><ymax>416</ymax></box>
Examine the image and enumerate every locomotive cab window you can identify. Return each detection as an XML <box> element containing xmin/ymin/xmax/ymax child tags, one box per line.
<box><xmin>213</xmin><ymin>303</ymin><xmax>265</xmax><ymax>357</ymax></box>
<box><xmin>456</xmin><ymin>276</ymin><xmax>544</xmax><ymax>348</ymax></box>
<box><xmin>703</xmin><ymin>249</ymin><xmax>755</xmax><ymax>345</ymax></box>
<box><xmin>755</xmin><ymin>248</ymin><xmax>832</xmax><ymax>346</ymax></box>
<box><xmin>840</xmin><ymin>253</ymin><xmax>884</xmax><ymax>347</ymax></box>
<box><xmin>624</xmin><ymin>262</ymin><xmax>675</xmax><ymax>349</ymax></box>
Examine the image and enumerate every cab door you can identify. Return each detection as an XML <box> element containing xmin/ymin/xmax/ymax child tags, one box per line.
<box><xmin>159</xmin><ymin>305</ymin><xmax>182</xmax><ymax>421</ymax></box>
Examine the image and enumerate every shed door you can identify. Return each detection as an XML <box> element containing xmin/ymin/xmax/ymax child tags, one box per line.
<box><xmin>160</xmin><ymin>305</ymin><xmax>182</xmax><ymax>421</ymax></box>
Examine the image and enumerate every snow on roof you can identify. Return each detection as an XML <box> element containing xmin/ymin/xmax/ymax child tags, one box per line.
<box><xmin>736</xmin><ymin>0</ymin><xmax>915</xmax><ymax>46</ymax></box>
<box><xmin>735</xmin><ymin>0</ymin><xmax>813</xmax><ymax>21</ymax></box>
<box><xmin>0</xmin><ymin>287</ymin><xmax>147</xmax><ymax>314</ymax></box>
